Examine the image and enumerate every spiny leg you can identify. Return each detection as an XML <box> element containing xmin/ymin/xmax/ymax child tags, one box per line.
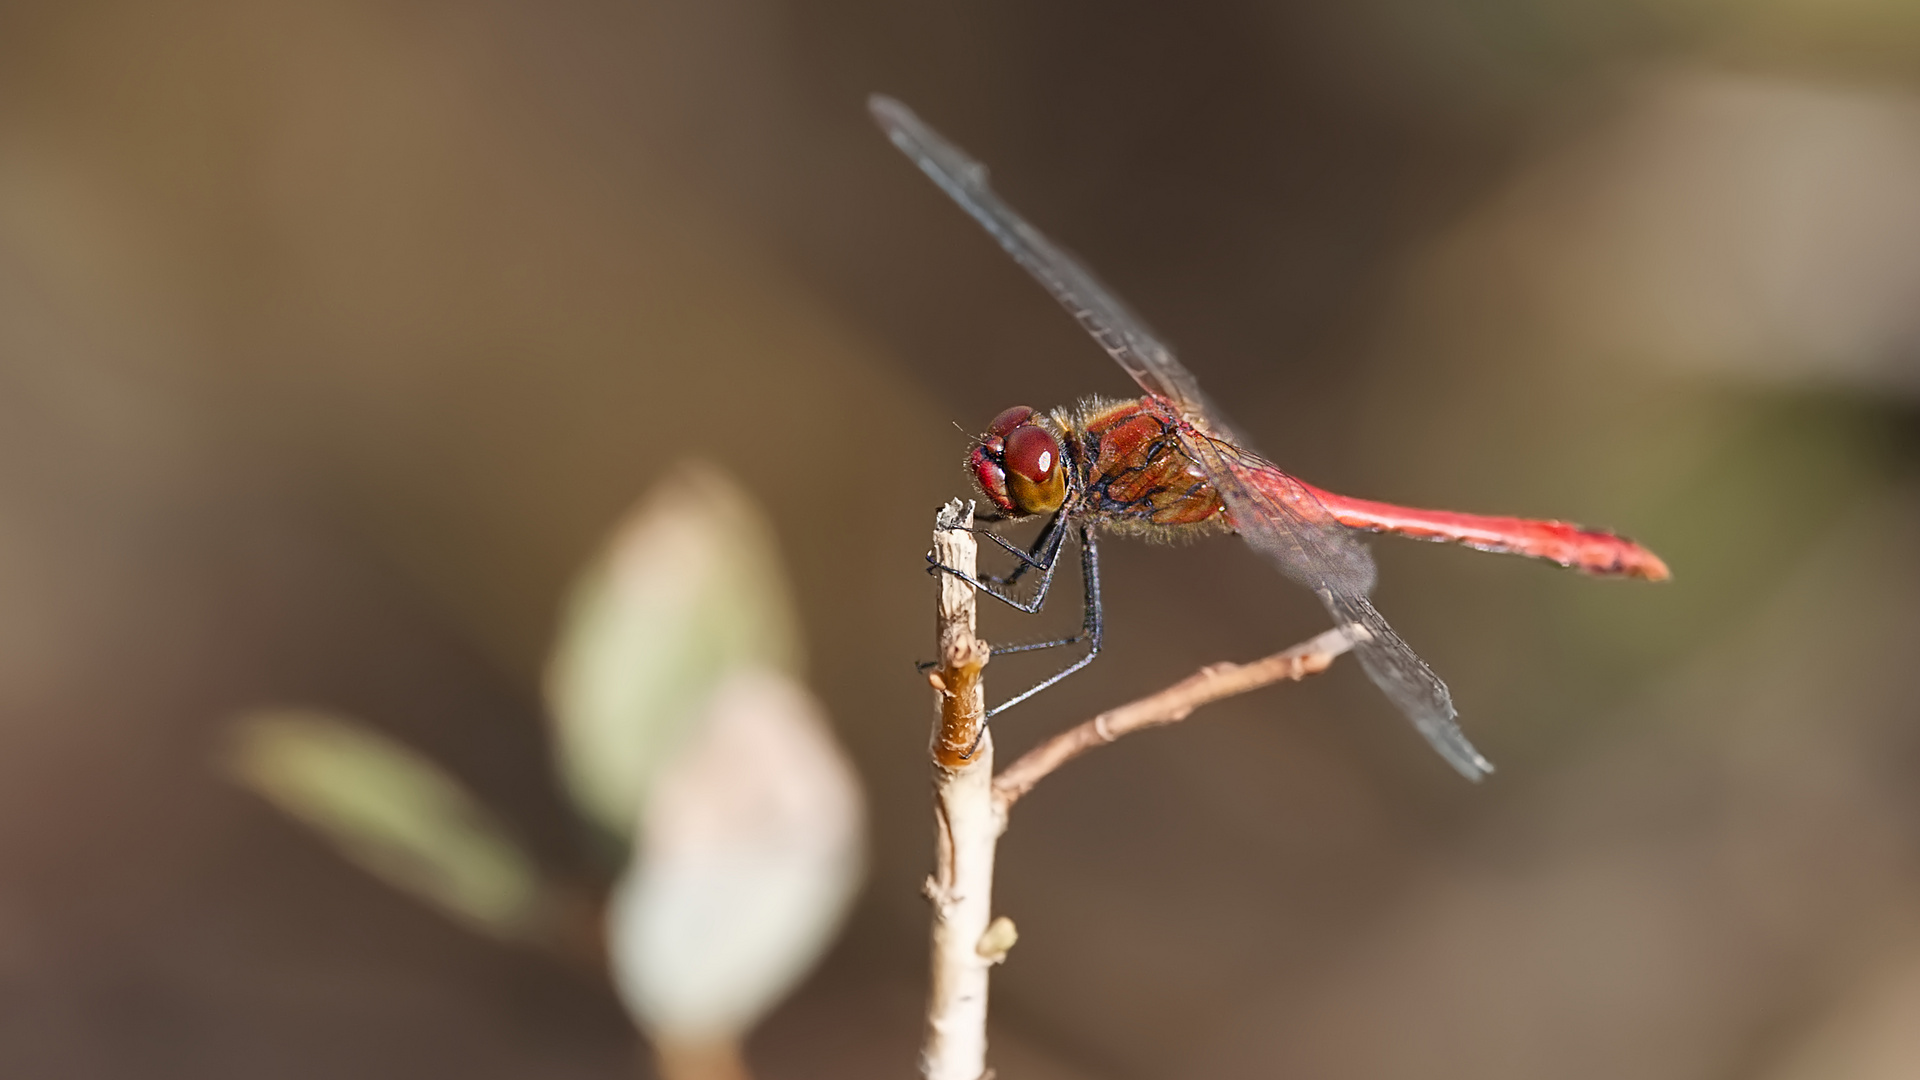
<box><xmin>952</xmin><ymin>523</ymin><xmax>1105</xmax><ymax>765</ymax></box>
<box><xmin>925</xmin><ymin>510</ymin><xmax>1069</xmax><ymax>615</ymax></box>
<box><xmin>969</xmin><ymin>513</ymin><xmax>1062</xmax><ymax>587</ymax></box>
<box><xmin>963</xmin><ymin>513</ymin><xmax>1091</xmax><ymax>656</ymax></box>
<box><xmin>915</xmin><ymin>510</ymin><xmax>1072</xmax><ymax>676</ymax></box>
<box><xmin>985</xmin><ymin>523</ymin><xmax>1102</xmax><ymax>718</ymax></box>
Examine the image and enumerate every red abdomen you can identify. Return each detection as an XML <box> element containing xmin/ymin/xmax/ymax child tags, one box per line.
<box><xmin>1282</xmin><ymin>479</ymin><xmax>1671</xmax><ymax>581</ymax></box>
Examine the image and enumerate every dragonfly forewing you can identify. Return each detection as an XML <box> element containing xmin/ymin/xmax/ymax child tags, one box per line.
<box><xmin>868</xmin><ymin>95</ymin><xmax>1214</xmax><ymax>420</ymax></box>
<box><xmin>1191</xmin><ymin>430</ymin><xmax>1494</xmax><ymax>780</ymax></box>
<box><xmin>875</xmin><ymin>93</ymin><xmax>1497</xmax><ymax>779</ymax></box>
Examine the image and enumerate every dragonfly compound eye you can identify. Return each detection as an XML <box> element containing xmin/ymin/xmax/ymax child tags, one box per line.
<box><xmin>986</xmin><ymin>405</ymin><xmax>1036</xmax><ymax>438</ymax></box>
<box><xmin>967</xmin><ymin>407</ymin><xmax>1067</xmax><ymax>517</ymax></box>
<box><xmin>1002</xmin><ymin>422</ymin><xmax>1067</xmax><ymax>515</ymax></box>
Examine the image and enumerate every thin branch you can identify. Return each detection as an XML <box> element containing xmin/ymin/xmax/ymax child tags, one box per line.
<box><xmin>922</xmin><ymin>501</ymin><xmax>1000</xmax><ymax>1080</ymax></box>
<box><xmin>991</xmin><ymin>628</ymin><xmax>1355</xmax><ymax>813</ymax></box>
<box><xmin>919</xmin><ymin>501</ymin><xmax>1355</xmax><ymax>1080</ymax></box>
<box><xmin>930</xmin><ymin>502</ymin><xmax>990</xmax><ymax>769</ymax></box>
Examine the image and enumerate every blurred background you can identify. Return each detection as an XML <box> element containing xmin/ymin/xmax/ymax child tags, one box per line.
<box><xmin>4</xmin><ymin>0</ymin><xmax>1920</xmax><ymax>1077</ymax></box>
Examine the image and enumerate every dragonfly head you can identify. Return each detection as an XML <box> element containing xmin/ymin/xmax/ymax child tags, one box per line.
<box><xmin>971</xmin><ymin>406</ymin><xmax>1069</xmax><ymax>517</ymax></box>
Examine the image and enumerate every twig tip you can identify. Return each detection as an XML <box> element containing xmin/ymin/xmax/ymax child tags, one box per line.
<box><xmin>935</xmin><ymin>499</ymin><xmax>973</xmax><ymax>532</ymax></box>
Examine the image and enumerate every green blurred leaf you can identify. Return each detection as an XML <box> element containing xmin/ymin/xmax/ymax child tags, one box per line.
<box><xmin>604</xmin><ymin>669</ymin><xmax>865</xmax><ymax>1042</ymax></box>
<box><xmin>545</xmin><ymin>461</ymin><xmax>802</xmax><ymax>838</ymax></box>
<box><xmin>225</xmin><ymin>708</ymin><xmax>544</xmax><ymax>940</ymax></box>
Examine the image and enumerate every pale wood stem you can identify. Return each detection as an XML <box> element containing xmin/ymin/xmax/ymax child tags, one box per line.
<box><xmin>922</xmin><ymin>501</ymin><xmax>1000</xmax><ymax>1080</ymax></box>
<box><xmin>919</xmin><ymin>503</ymin><xmax>1355</xmax><ymax>1080</ymax></box>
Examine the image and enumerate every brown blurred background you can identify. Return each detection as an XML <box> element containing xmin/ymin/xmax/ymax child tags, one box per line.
<box><xmin>5</xmin><ymin>0</ymin><xmax>1920</xmax><ymax>1077</ymax></box>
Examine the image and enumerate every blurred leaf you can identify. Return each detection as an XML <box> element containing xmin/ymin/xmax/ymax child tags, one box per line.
<box><xmin>546</xmin><ymin>461</ymin><xmax>802</xmax><ymax>838</ymax></box>
<box><xmin>605</xmin><ymin>669</ymin><xmax>865</xmax><ymax>1043</ymax></box>
<box><xmin>225</xmin><ymin>708</ymin><xmax>544</xmax><ymax>940</ymax></box>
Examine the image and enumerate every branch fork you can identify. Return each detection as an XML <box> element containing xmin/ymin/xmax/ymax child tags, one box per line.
<box><xmin>919</xmin><ymin>502</ymin><xmax>1354</xmax><ymax>1080</ymax></box>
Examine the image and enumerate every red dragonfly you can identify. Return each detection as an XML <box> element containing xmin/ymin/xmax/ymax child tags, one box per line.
<box><xmin>872</xmin><ymin>96</ymin><xmax>1668</xmax><ymax>779</ymax></box>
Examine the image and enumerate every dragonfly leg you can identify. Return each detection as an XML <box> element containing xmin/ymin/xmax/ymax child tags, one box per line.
<box><xmin>923</xmin><ymin>626</ymin><xmax>1086</xmax><ymax>671</ymax></box>
<box><xmin>990</xmin><ymin>528</ymin><xmax>1103</xmax><ymax>653</ymax></box>
<box><xmin>992</xmin><ymin>634</ymin><xmax>1086</xmax><ymax>656</ymax></box>
<box><xmin>967</xmin><ymin>513</ymin><xmax>1063</xmax><ymax>589</ymax></box>
<box><xmin>926</xmin><ymin>511</ymin><xmax>1068</xmax><ymax>614</ymax></box>
<box><xmin>916</xmin><ymin>511</ymin><xmax>1069</xmax><ymax>675</ymax></box>
<box><xmin>982</xmin><ymin>523</ymin><xmax>1103</xmax><ymax>720</ymax></box>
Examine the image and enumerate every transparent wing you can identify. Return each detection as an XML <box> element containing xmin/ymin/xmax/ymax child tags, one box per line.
<box><xmin>1186</xmin><ymin>428</ymin><xmax>1494</xmax><ymax>780</ymax></box>
<box><xmin>869</xmin><ymin>94</ymin><xmax>1212</xmax><ymax>418</ymax></box>
<box><xmin>873</xmin><ymin>94</ymin><xmax>1491</xmax><ymax>780</ymax></box>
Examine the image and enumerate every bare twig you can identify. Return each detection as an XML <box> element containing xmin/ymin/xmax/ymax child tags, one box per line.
<box><xmin>922</xmin><ymin>501</ymin><xmax>1000</xmax><ymax>1080</ymax></box>
<box><xmin>930</xmin><ymin>503</ymin><xmax>991</xmax><ymax>770</ymax></box>
<box><xmin>920</xmin><ymin>502</ymin><xmax>1357</xmax><ymax>1080</ymax></box>
<box><xmin>992</xmin><ymin>628</ymin><xmax>1354</xmax><ymax>812</ymax></box>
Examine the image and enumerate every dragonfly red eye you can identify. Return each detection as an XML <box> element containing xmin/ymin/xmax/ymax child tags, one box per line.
<box><xmin>1002</xmin><ymin>422</ymin><xmax>1067</xmax><ymax>514</ymax></box>
<box><xmin>987</xmin><ymin>406</ymin><xmax>1036</xmax><ymax>438</ymax></box>
<box><xmin>1003</xmin><ymin>424</ymin><xmax>1059</xmax><ymax>484</ymax></box>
